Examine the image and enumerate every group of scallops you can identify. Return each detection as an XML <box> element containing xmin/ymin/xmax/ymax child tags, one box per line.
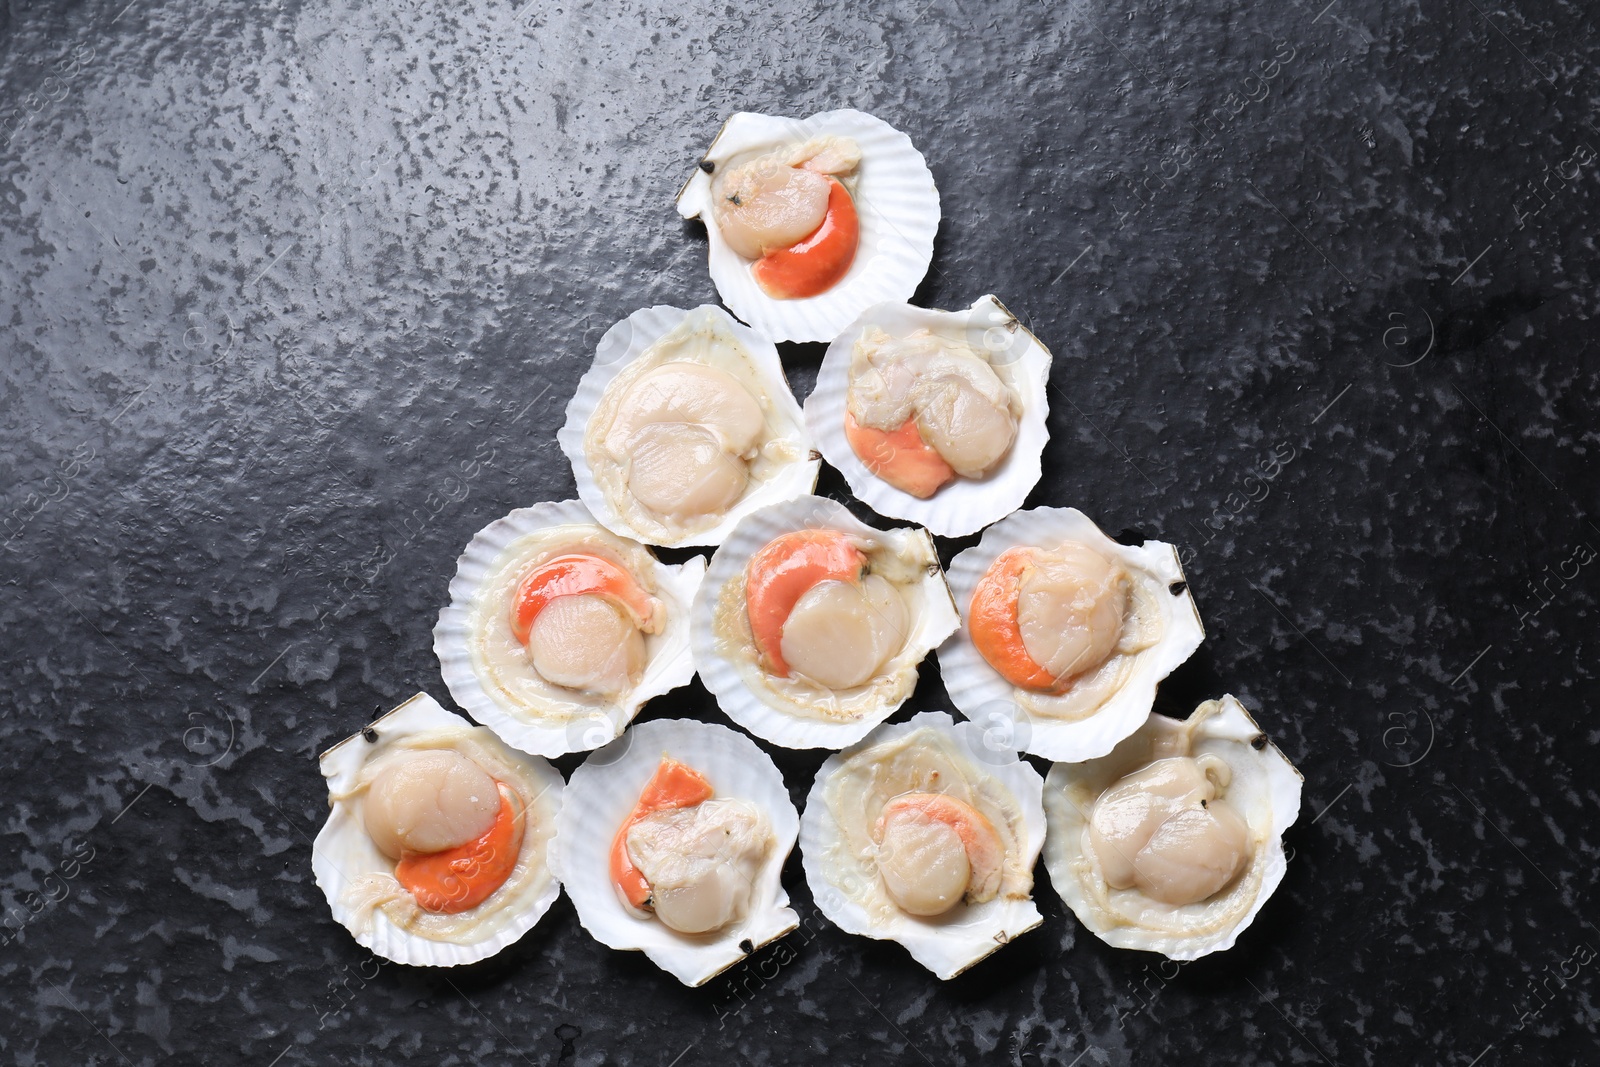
<box><xmin>313</xmin><ymin>108</ymin><xmax>1303</xmax><ymax>984</ymax></box>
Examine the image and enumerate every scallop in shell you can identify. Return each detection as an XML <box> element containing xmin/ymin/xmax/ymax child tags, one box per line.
<box><xmin>805</xmin><ymin>295</ymin><xmax>1051</xmax><ymax>537</ymax></box>
<box><xmin>799</xmin><ymin>711</ymin><xmax>1045</xmax><ymax>979</ymax></box>
<box><xmin>558</xmin><ymin>304</ymin><xmax>818</xmax><ymax>547</ymax></box>
<box><xmin>693</xmin><ymin>495</ymin><xmax>958</xmax><ymax>749</ymax></box>
<box><xmin>551</xmin><ymin>718</ymin><xmax>799</xmax><ymax>987</ymax></box>
<box><xmin>1042</xmin><ymin>695</ymin><xmax>1303</xmax><ymax>959</ymax></box>
<box><xmin>312</xmin><ymin>693</ymin><xmax>564</xmax><ymax>967</ymax></box>
<box><xmin>676</xmin><ymin>109</ymin><xmax>940</xmax><ymax>343</ymax></box>
<box><xmin>433</xmin><ymin>499</ymin><xmax>703</xmax><ymax>758</ymax></box>
<box><xmin>941</xmin><ymin>507</ymin><xmax>1204</xmax><ymax>762</ymax></box>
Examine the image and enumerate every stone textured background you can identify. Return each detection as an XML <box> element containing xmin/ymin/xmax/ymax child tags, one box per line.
<box><xmin>3</xmin><ymin>0</ymin><xmax>1598</xmax><ymax>1063</ymax></box>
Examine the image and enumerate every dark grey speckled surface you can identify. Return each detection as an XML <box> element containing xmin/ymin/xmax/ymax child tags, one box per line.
<box><xmin>4</xmin><ymin>0</ymin><xmax>1600</xmax><ymax>1062</ymax></box>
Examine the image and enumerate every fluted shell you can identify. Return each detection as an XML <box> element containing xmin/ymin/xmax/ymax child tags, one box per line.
<box><xmin>550</xmin><ymin>718</ymin><xmax>799</xmax><ymax>987</ymax></box>
<box><xmin>1042</xmin><ymin>695</ymin><xmax>1304</xmax><ymax>959</ymax></box>
<box><xmin>804</xmin><ymin>295</ymin><xmax>1052</xmax><ymax>537</ymax></box>
<box><xmin>312</xmin><ymin>693</ymin><xmax>565</xmax><ymax>967</ymax></box>
<box><xmin>941</xmin><ymin>507</ymin><xmax>1204</xmax><ymax>762</ymax></box>
<box><xmin>692</xmin><ymin>495</ymin><xmax>959</xmax><ymax>749</ymax></box>
<box><xmin>800</xmin><ymin>712</ymin><xmax>1046</xmax><ymax>979</ymax></box>
<box><xmin>557</xmin><ymin>304</ymin><xmax>818</xmax><ymax>547</ymax></box>
<box><xmin>432</xmin><ymin>499</ymin><xmax>704</xmax><ymax>758</ymax></box>
<box><xmin>676</xmin><ymin>108</ymin><xmax>940</xmax><ymax>343</ymax></box>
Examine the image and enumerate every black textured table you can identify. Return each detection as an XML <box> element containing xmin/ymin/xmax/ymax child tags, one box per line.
<box><xmin>5</xmin><ymin>0</ymin><xmax>1599</xmax><ymax>1063</ymax></box>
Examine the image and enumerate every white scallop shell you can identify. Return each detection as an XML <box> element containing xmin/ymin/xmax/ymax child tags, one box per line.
<box><xmin>676</xmin><ymin>109</ymin><xmax>940</xmax><ymax>344</ymax></box>
<box><xmin>557</xmin><ymin>304</ymin><xmax>819</xmax><ymax>548</ymax></box>
<box><xmin>432</xmin><ymin>499</ymin><xmax>704</xmax><ymax>758</ymax></box>
<box><xmin>799</xmin><ymin>711</ymin><xmax>1045</xmax><ymax>979</ymax></box>
<box><xmin>693</xmin><ymin>495</ymin><xmax>959</xmax><ymax>749</ymax></box>
<box><xmin>550</xmin><ymin>718</ymin><xmax>799</xmax><ymax>987</ymax></box>
<box><xmin>804</xmin><ymin>295</ymin><xmax>1051</xmax><ymax>537</ymax></box>
<box><xmin>312</xmin><ymin>693</ymin><xmax>565</xmax><ymax>967</ymax></box>
<box><xmin>940</xmin><ymin>507</ymin><xmax>1204</xmax><ymax>763</ymax></box>
<box><xmin>1042</xmin><ymin>695</ymin><xmax>1304</xmax><ymax>959</ymax></box>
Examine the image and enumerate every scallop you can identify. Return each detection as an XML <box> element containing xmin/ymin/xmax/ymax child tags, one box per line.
<box><xmin>805</xmin><ymin>296</ymin><xmax>1052</xmax><ymax>537</ymax></box>
<box><xmin>433</xmin><ymin>500</ymin><xmax>703</xmax><ymax>758</ymax></box>
<box><xmin>623</xmin><ymin>799</ymin><xmax>768</xmax><ymax>935</ymax></box>
<box><xmin>676</xmin><ymin>109</ymin><xmax>940</xmax><ymax>343</ymax></box>
<box><xmin>940</xmin><ymin>507</ymin><xmax>1204</xmax><ymax>762</ymax></box>
<box><xmin>800</xmin><ymin>712</ymin><xmax>1045</xmax><ymax>979</ymax></box>
<box><xmin>551</xmin><ymin>719</ymin><xmax>799</xmax><ymax>986</ymax></box>
<box><xmin>558</xmin><ymin>305</ymin><xmax>818</xmax><ymax>547</ymax></box>
<box><xmin>312</xmin><ymin>693</ymin><xmax>565</xmax><ymax>967</ymax></box>
<box><xmin>713</xmin><ymin>136</ymin><xmax>859</xmax><ymax>269</ymax></box>
<box><xmin>1043</xmin><ymin>695</ymin><xmax>1303</xmax><ymax>959</ymax></box>
<box><xmin>693</xmin><ymin>495</ymin><xmax>959</xmax><ymax>749</ymax></box>
<box><xmin>363</xmin><ymin>749</ymin><xmax>499</xmax><ymax>859</ymax></box>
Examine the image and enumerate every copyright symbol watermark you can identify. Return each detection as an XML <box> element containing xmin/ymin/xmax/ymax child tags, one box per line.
<box><xmin>1380</xmin><ymin>708</ymin><xmax>1435</xmax><ymax>768</ymax></box>
<box><xmin>573</xmin><ymin>714</ymin><xmax>633</xmax><ymax>765</ymax></box>
<box><xmin>961</xmin><ymin>700</ymin><xmax>1031</xmax><ymax>765</ymax></box>
<box><xmin>965</xmin><ymin>303</ymin><xmax>1029</xmax><ymax>367</ymax></box>
<box><xmin>590</xmin><ymin>316</ymin><xmax>635</xmax><ymax>366</ymax></box>
<box><xmin>1380</xmin><ymin>307</ymin><xmax>1435</xmax><ymax>368</ymax></box>
<box><xmin>182</xmin><ymin>706</ymin><xmax>236</xmax><ymax>768</ymax></box>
